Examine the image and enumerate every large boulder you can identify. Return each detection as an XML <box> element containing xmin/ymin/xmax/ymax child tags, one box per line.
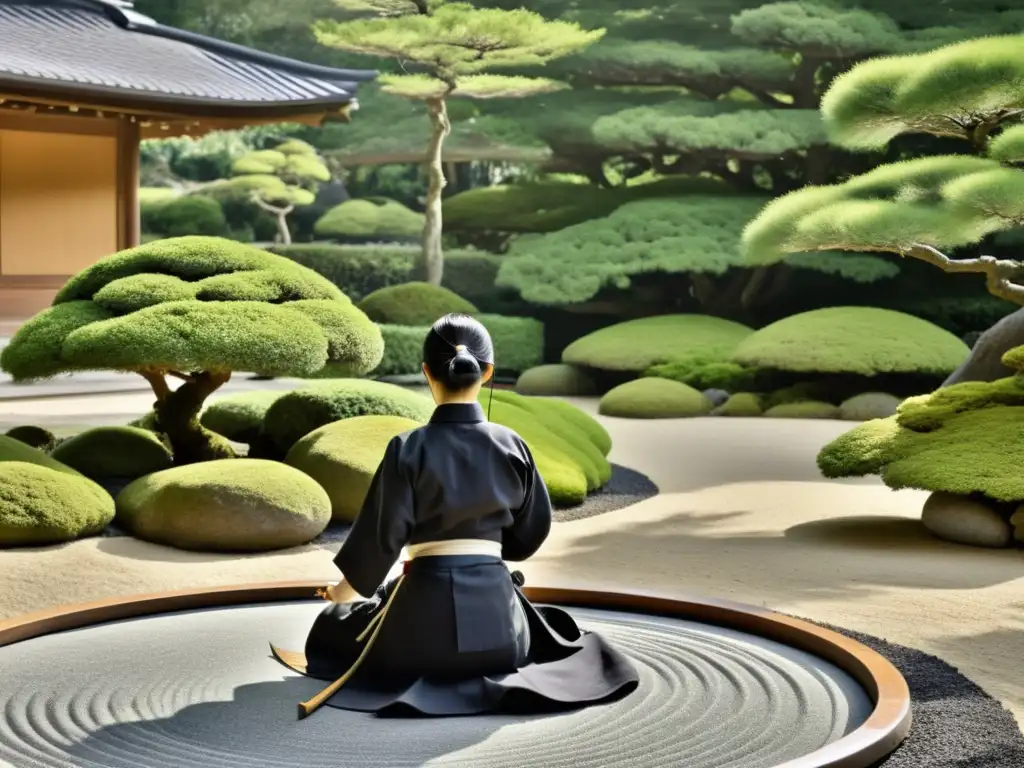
<box><xmin>116</xmin><ymin>459</ymin><xmax>331</xmax><ymax>551</ymax></box>
<box><xmin>599</xmin><ymin>378</ymin><xmax>713</xmax><ymax>418</ymax></box>
<box><xmin>943</xmin><ymin>307</ymin><xmax>1024</xmax><ymax>386</ymax></box>
<box><xmin>515</xmin><ymin>364</ymin><xmax>597</xmax><ymax>397</ymax></box>
<box><xmin>262</xmin><ymin>379</ymin><xmax>434</xmax><ymax>455</ymax></box>
<box><xmin>0</xmin><ymin>462</ymin><xmax>115</xmax><ymax>546</ymax></box>
<box><xmin>50</xmin><ymin>426</ymin><xmax>173</xmax><ymax>481</ymax></box>
<box><xmin>286</xmin><ymin>415</ymin><xmax>420</xmax><ymax>522</ymax></box>
<box><xmin>921</xmin><ymin>492</ymin><xmax>1012</xmax><ymax>548</ymax></box>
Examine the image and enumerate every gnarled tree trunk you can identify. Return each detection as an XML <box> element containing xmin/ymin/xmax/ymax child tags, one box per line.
<box><xmin>140</xmin><ymin>369</ymin><xmax>236</xmax><ymax>465</ymax></box>
<box><xmin>943</xmin><ymin>307</ymin><xmax>1024</xmax><ymax>386</ymax></box>
<box><xmin>419</xmin><ymin>95</ymin><xmax>452</xmax><ymax>285</ymax></box>
<box><xmin>251</xmin><ymin>194</ymin><xmax>294</xmax><ymax>245</ymax></box>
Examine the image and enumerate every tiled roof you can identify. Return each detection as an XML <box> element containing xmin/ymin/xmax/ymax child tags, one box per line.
<box><xmin>0</xmin><ymin>0</ymin><xmax>377</xmax><ymax>112</ymax></box>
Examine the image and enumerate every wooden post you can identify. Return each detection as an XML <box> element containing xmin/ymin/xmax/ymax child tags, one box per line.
<box><xmin>117</xmin><ymin>118</ymin><xmax>141</xmax><ymax>249</ymax></box>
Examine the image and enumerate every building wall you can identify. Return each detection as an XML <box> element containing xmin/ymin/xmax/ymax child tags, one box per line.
<box><xmin>0</xmin><ymin>112</ymin><xmax>137</xmax><ymax>318</ymax></box>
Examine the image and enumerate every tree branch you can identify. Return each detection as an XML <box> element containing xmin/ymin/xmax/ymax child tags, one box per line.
<box><xmin>905</xmin><ymin>243</ymin><xmax>1024</xmax><ymax>305</ymax></box>
<box><xmin>745</xmin><ymin>87</ymin><xmax>789</xmax><ymax>108</ymax></box>
<box><xmin>139</xmin><ymin>369</ymin><xmax>171</xmax><ymax>401</ymax></box>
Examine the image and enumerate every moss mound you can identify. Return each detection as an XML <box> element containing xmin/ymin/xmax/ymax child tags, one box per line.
<box><xmin>116</xmin><ymin>459</ymin><xmax>331</xmax><ymax>551</ymax></box>
<box><xmin>514</xmin><ymin>364</ymin><xmax>597</xmax><ymax>397</ymax></box>
<box><xmin>599</xmin><ymin>378</ymin><xmax>713</xmax><ymax>419</ymax></box>
<box><xmin>896</xmin><ymin>376</ymin><xmax>1024</xmax><ymax>431</ymax></box>
<box><xmin>286</xmin><ymin>415</ymin><xmax>419</xmax><ymax>522</ymax></box>
<box><xmin>645</xmin><ymin>356</ymin><xmax>759</xmax><ymax>392</ymax></box>
<box><xmin>5</xmin><ymin>426</ymin><xmax>57</xmax><ymax>451</ymax></box>
<box><xmin>712</xmin><ymin>392</ymin><xmax>764</xmax><ymax>417</ymax></box>
<box><xmin>358</xmin><ymin>282</ymin><xmax>477</xmax><ymax>326</ymax></box>
<box><xmin>0</xmin><ymin>434</ymin><xmax>82</xmax><ymax>475</ymax></box>
<box><xmin>839</xmin><ymin>392</ymin><xmax>902</xmax><ymax>421</ymax></box>
<box><xmin>563</xmin><ymin>315</ymin><xmax>753</xmax><ymax>373</ymax></box>
<box><xmin>731</xmin><ymin>307</ymin><xmax>970</xmax><ymax>376</ymax></box>
<box><xmin>201</xmin><ymin>390</ymin><xmax>286</xmax><ymax>445</ymax></box>
<box><xmin>481</xmin><ymin>400</ymin><xmax>589</xmax><ymax>506</ymax></box>
<box><xmin>764</xmin><ymin>401</ymin><xmax>841</xmax><ymax>419</ymax></box>
<box><xmin>314</xmin><ymin>198</ymin><xmax>424</xmax><ymax>240</ymax></box>
<box><xmin>262</xmin><ymin>379</ymin><xmax>434</xmax><ymax>454</ymax></box>
<box><xmin>519</xmin><ymin>395</ymin><xmax>612</xmax><ymax>456</ymax></box>
<box><xmin>482</xmin><ymin>389</ymin><xmax>610</xmax><ymax>490</ymax></box>
<box><xmin>817</xmin><ymin>416</ymin><xmax>903</xmax><ymax>479</ymax></box>
<box><xmin>0</xmin><ymin>462</ymin><xmax>114</xmax><ymax>546</ymax></box>
<box><xmin>51</xmin><ymin>426</ymin><xmax>173</xmax><ymax>480</ymax></box>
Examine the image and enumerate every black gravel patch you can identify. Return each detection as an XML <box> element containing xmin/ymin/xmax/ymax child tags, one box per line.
<box><xmin>809</xmin><ymin>620</ymin><xmax>1024</xmax><ymax>767</ymax></box>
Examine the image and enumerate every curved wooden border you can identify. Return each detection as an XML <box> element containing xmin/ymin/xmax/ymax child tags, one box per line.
<box><xmin>0</xmin><ymin>581</ymin><xmax>911</xmax><ymax>768</ymax></box>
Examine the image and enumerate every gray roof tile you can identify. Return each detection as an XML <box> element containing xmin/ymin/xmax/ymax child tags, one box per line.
<box><xmin>0</xmin><ymin>0</ymin><xmax>376</xmax><ymax>110</ymax></box>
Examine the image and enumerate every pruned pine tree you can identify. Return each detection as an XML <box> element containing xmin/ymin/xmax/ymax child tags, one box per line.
<box><xmin>314</xmin><ymin>1</ymin><xmax>604</xmax><ymax>284</ymax></box>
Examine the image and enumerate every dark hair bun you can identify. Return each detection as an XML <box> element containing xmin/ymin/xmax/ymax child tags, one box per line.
<box><xmin>448</xmin><ymin>346</ymin><xmax>481</xmax><ymax>387</ymax></box>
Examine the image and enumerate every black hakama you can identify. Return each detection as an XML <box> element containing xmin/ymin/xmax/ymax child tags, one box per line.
<box><xmin>270</xmin><ymin>402</ymin><xmax>639</xmax><ymax>717</ymax></box>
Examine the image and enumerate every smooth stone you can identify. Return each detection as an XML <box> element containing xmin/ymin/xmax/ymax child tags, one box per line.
<box><xmin>922</xmin><ymin>492</ymin><xmax>1013</xmax><ymax>548</ymax></box>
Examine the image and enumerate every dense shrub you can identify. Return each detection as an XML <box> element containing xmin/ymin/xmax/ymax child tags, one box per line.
<box><xmin>731</xmin><ymin>307</ymin><xmax>970</xmax><ymax>377</ymax></box>
<box><xmin>358</xmin><ymin>282</ymin><xmax>478</xmax><ymax>326</ymax></box>
<box><xmin>374</xmin><ymin>324</ymin><xmax>429</xmax><ymax>377</ymax></box>
<box><xmin>0</xmin><ymin>462</ymin><xmax>115</xmax><ymax>546</ymax></box>
<box><xmin>314</xmin><ymin>198</ymin><xmax>424</xmax><ymax>241</ymax></box>
<box><xmin>599</xmin><ymin>378</ymin><xmax>713</xmax><ymax>418</ymax></box>
<box><xmin>4</xmin><ymin>426</ymin><xmax>57</xmax><ymax>451</ymax></box>
<box><xmin>116</xmin><ymin>459</ymin><xmax>331</xmax><ymax>551</ymax></box>
<box><xmin>50</xmin><ymin>426</ymin><xmax>173</xmax><ymax>480</ymax></box>
<box><xmin>200</xmin><ymin>391</ymin><xmax>286</xmax><ymax>445</ymax></box>
<box><xmin>199</xmin><ymin>175</ymin><xmax>310</xmax><ymax>241</ymax></box>
<box><xmin>267</xmin><ymin>244</ymin><xmax>502</xmax><ymax>308</ymax></box>
<box><xmin>286</xmin><ymin>415</ymin><xmax>419</xmax><ymax>522</ymax></box>
<box><xmin>763</xmin><ymin>401</ymin><xmax>840</xmax><ymax>419</ymax></box>
<box><xmin>515</xmin><ymin>364</ymin><xmax>597</xmax><ymax>396</ymax></box>
<box><xmin>146</xmin><ymin>196</ymin><xmax>228</xmax><ymax>238</ymax></box>
<box><xmin>712</xmin><ymin>393</ymin><xmax>763</xmax><ymax>417</ymax></box>
<box><xmin>139</xmin><ymin>188</ymin><xmax>180</xmax><ymax>235</ymax></box>
<box><xmin>261</xmin><ymin>379</ymin><xmax>435</xmax><ymax>455</ymax></box>
<box><xmin>564</xmin><ymin>315</ymin><xmax>754</xmax><ymax>373</ymax></box>
<box><xmin>645</xmin><ymin>354</ymin><xmax>760</xmax><ymax>391</ymax></box>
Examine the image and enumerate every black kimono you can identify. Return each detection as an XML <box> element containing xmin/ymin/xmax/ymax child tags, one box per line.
<box><xmin>272</xmin><ymin>401</ymin><xmax>639</xmax><ymax>716</ymax></box>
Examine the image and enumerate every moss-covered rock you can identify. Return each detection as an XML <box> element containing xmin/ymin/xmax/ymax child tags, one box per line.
<box><xmin>286</xmin><ymin>415</ymin><xmax>419</xmax><ymax>522</ymax></box>
<box><xmin>712</xmin><ymin>392</ymin><xmax>764</xmax><ymax>417</ymax></box>
<box><xmin>764</xmin><ymin>401</ymin><xmax>841</xmax><ymax>419</ymax></box>
<box><xmin>599</xmin><ymin>377</ymin><xmax>713</xmax><ymax>418</ymax></box>
<box><xmin>262</xmin><ymin>379</ymin><xmax>434</xmax><ymax>454</ymax></box>
<box><xmin>731</xmin><ymin>307</ymin><xmax>970</xmax><ymax>376</ymax></box>
<box><xmin>200</xmin><ymin>390</ymin><xmax>286</xmax><ymax>445</ymax></box>
<box><xmin>563</xmin><ymin>315</ymin><xmax>754</xmax><ymax>373</ymax></box>
<box><xmin>483</xmin><ymin>390</ymin><xmax>610</xmax><ymax>490</ymax></box>
<box><xmin>817</xmin><ymin>416</ymin><xmax>900</xmax><ymax>479</ymax></box>
<box><xmin>0</xmin><ymin>462</ymin><xmax>115</xmax><ymax>546</ymax></box>
<box><xmin>358</xmin><ymin>282</ymin><xmax>477</xmax><ymax>326</ymax></box>
<box><xmin>839</xmin><ymin>392</ymin><xmax>903</xmax><ymax>421</ymax></box>
<box><xmin>0</xmin><ymin>434</ymin><xmax>83</xmax><ymax>475</ymax></box>
<box><xmin>116</xmin><ymin>459</ymin><xmax>331</xmax><ymax>551</ymax></box>
<box><xmin>4</xmin><ymin>426</ymin><xmax>57</xmax><ymax>451</ymax></box>
<box><xmin>515</xmin><ymin>364</ymin><xmax>597</xmax><ymax>396</ymax></box>
<box><xmin>50</xmin><ymin>426</ymin><xmax>173</xmax><ymax>480</ymax></box>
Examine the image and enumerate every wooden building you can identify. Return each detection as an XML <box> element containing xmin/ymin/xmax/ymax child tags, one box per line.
<box><xmin>0</xmin><ymin>0</ymin><xmax>375</xmax><ymax>318</ymax></box>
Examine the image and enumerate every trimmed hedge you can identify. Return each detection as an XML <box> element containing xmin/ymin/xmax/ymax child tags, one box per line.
<box><xmin>731</xmin><ymin>307</ymin><xmax>970</xmax><ymax>376</ymax></box>
<box><xmin>50</xmin><ymin>426</ymin><xmax>173</xmax><ymax>480</ymax></box>
<box><xmin>599</xmin><ymin>378</ymin><xmax>713</xmax><ymax>418</ymax></box>
<box><xmin>525</xmin><ymin>396</ymin><xmax>612</xmax><ymax>456</ymax></box>
<box><xmin>358</xmin><ymin>282</ymin><xmax>478</xmax><ymax>326</ymax></box>
<box><xmin>146</xmin><ymin>196</ymin><xmax>228</xmax><ymax>238</ymax></box>
<box><xmin>0</xmin><ymin>462</ymin><xmax>115</xmax><ymax>546</ymax></box>
<box><xmin>313</xmin><ymin>198</ymin><xmax>424</xmax><ymax>240</ymax></box>
<box><xmin>564</xmin><ymin>315</ymin><xmax>754</xmax><ymax>373</ymax></box>
<box><xmin>515</xmin><ymin>364</ymin><xmax>597</xmax><ymax>397</ymax></box>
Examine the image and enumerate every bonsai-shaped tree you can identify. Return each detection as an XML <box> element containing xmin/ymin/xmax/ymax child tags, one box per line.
<box><xmin>229</xmin><ymin>139</ymin><xmax>331</xmax><ymax>245</ymax></box>
<box><xmin>0</xmin><ymin>237</ymin><xmax>384</xmax><ymax>464</ymax></box>
<box><xmin>742</xmin><ymin>35</ymin><xmax>1024</xmax><ymax>382</ymax></box>
<box><xmin>313</xmin><ymin>0</ymin><xmax>604</xmax><ymax>284</ymax></box>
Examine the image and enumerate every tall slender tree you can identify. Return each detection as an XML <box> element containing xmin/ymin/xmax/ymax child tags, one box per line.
<box><xmin>313</xmin><ymin>0</ymin><xmax>603</xmax><ymax>284</ymax></box>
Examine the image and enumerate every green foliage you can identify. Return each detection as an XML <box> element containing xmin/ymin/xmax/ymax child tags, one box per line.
<box><xmin>483</xmin><ymin>389</ymin><xmax>610</xmax><ymax>490</ymax></box>
<box><xmin>201</xmin><ymin>174</ymin><xmax>316</xmax><ymax>208</ymax></box>
<box><xmin>477</xmin><ymin>313</ymin><xmax>544</xmax><ymax>374</ymax></box>
<box><xmin>514</xmin><ymin>364</ymin><xmax>597</xmax><ymax>397</ymax></box>
<box><xmin>50</xmin><ymin>427</ymin><xmax>173</xmax><ymax>480</ymax></box>
<box><xmin>730</xmin><ymin>307</ymin><xmax>970</xmax><ymax>376</ymax></box>
<box><xmin>115</xmin><ymin>459</ymin><xmax>332</xmax><ymax>551</ymax></box>
<box><xmin>599</xmin><ymin>377</ymin><xmax>713</xmax><ymax>419</ymax></box>
<box><xmin>987</xmin><ymin>125</ymin><xmax>1024</xmax><ymax>164</ymax></box>
<box><xmin>139</xmin><ymin>195</ymin><xmax>228</xmax><ymax>239</ymax></box>
<box><xmin>645</xmin><ymin>354</ymin><xmax>760</xmax><ymax>392</ymax></box>
<box><xmin>763</xmin><ymin>400</ymin><xmax>840</xmax><ymax>419</ymax></box>
<box><xmin>232</xmin><ymin>149</ymin><xmax>288</xmax><ymax>175</ymax></box>
<box><xmin>285</xmin><ymin>415</ymin><xmax>419</xmax><ymax>522</ymax></box>
<box><xmin>261</xmin><ymin>379</ymin><xmax>435</xmax><ymax>454</ymax></box>
<box><xmin>374</xmin><ymin>324</ymin><xmax>429</xmax><ymax>377</ymax></box>
<box><xmin>275</xmin><ymin>139</ymin><xmax>319</xmax><ymax>156</ymax></box>
<box><xmin>139</xmin><ymin>188</ymin><xmax>181</xmax><ymax>207</ymax></box>
<box><xmin>269</xmin><ymin>244</ymin><xmax>502</xmax><ymax>306</ymax></box>
<box><xmin>563</xmin><ymin>314</ymin><xmax>753</xmax><ymax>373</ymax></box>
<box><xmin>0</xmin><ymin>462</ymin><xmax>115</xmax><ymax>547</ymax></box>
<box><xmin>1</xmin><ymin>237</ymin><xmax>383</xmax><ymax>382</ymax></box>
<box><xmin>200</xmin><ymin>391</ymin><xmax>287</xmax><ymax>445</ymax></box>
<box><xmin>730</xmin><ymin>2</ymin><xmax>902</xmax><ymax>57</ymax></box>
<box><xmin>314</xmin><ymin>198</ymin><xmax>424</xmax><ymax>240</ymax></box>
<box><xmin>895</xmin><ymin>376</ymin><xmax>1024</xmax><ymax>431</ymax></box>
<box><xmin>712</xmin><ymin>392</ymin><xmax>764</xmax><ymax>417</ymax></box>
<box><xmin>517</xmin><ymin>394</ymin><xmax>612</xmax><ymax>457</ymax></box>
<box><xmin>0</xmin><ymin>434</ymin><xmax>82</xmax><ymax>476</ymax></box>
<box><xmin>4</xmin><ymin>426</ymin><xmax>57</xmax><ymax>452</ymax></box>
<box><xmin>817</xmin><ymin>416</ymin><xmax>900</xmax><ymax>478</ymax></box>
<box><xmin>358</xmin><ymin>282</ymin><xmax>478</xmax><ymax>325</ymax></box>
